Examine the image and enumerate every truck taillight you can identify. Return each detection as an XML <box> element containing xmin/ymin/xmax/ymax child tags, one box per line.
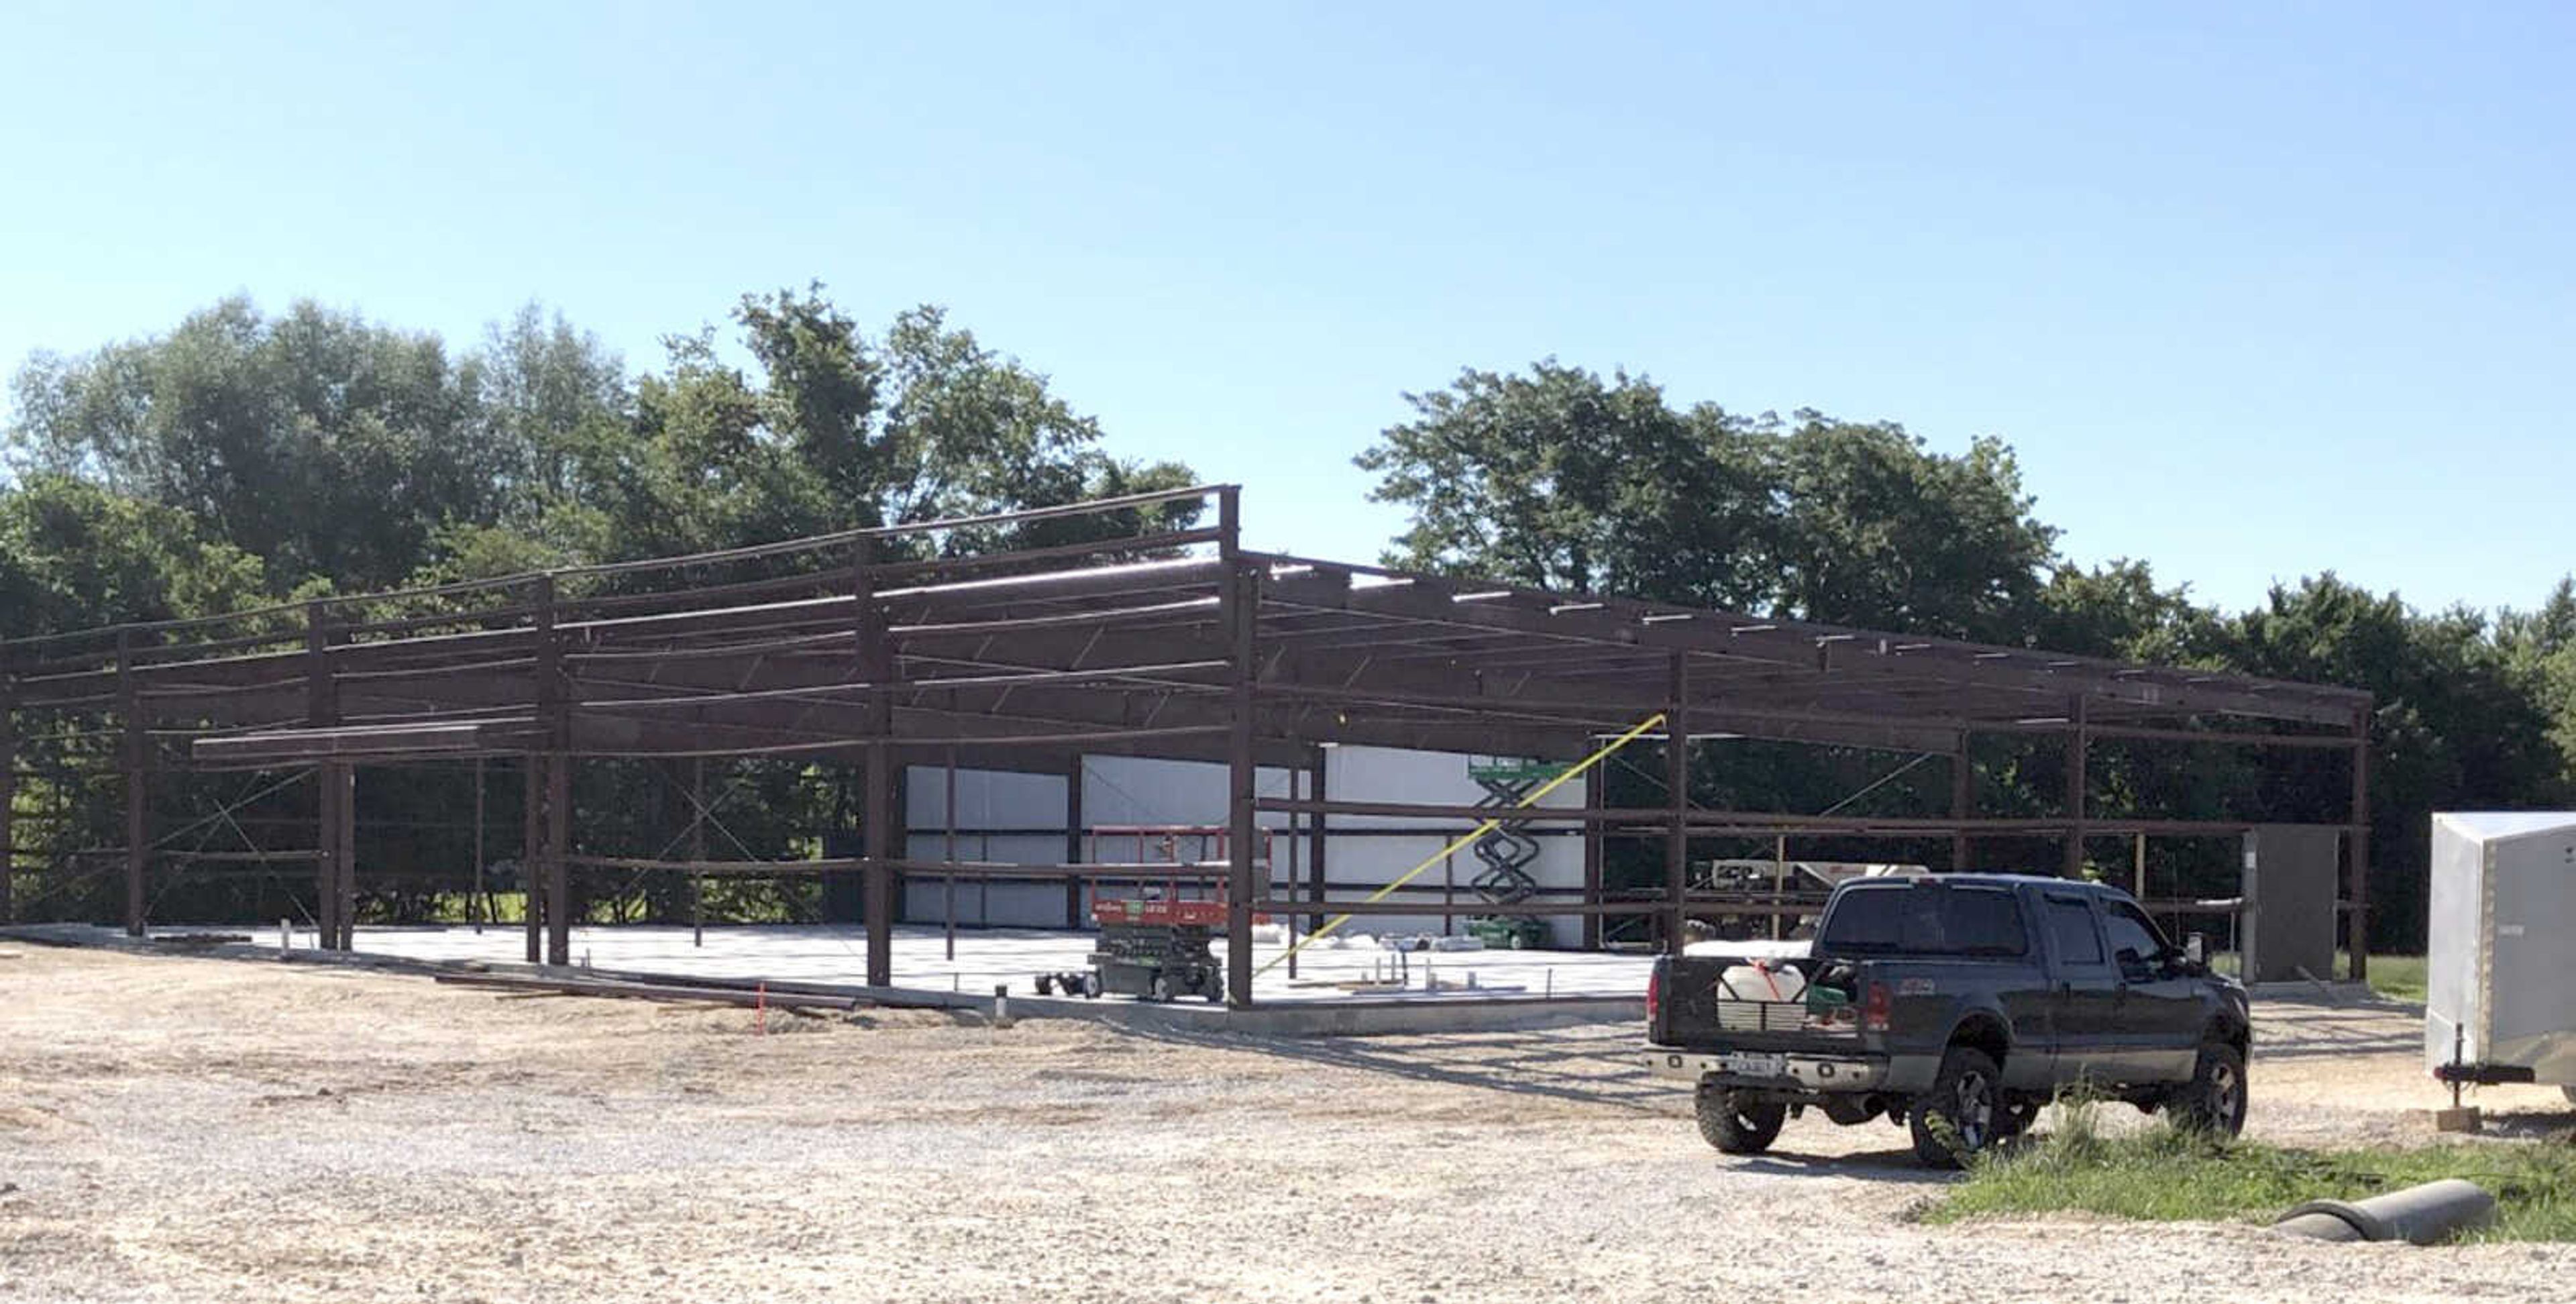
<box><xmin>1646</xmin><ymin>965</ymin><xmax>1662</xmax><ymax>1025</ymax></box>
<box><xmin>1862</xmin><ymin>981</ymin><xmax>1892</xmax><ymax>1032</ymax></box>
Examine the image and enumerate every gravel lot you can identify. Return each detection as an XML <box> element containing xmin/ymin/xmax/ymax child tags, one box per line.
<box><xmin>4</xmin><ymin>944</ymin><xmax>2573</xmax><ymax>1303</ymax></box>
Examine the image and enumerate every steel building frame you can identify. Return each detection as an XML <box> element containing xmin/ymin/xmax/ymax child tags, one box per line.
<box><xmin>0</xmin><ymin>484</ymin><xmax>2379</xmax><ymax>1003</ymax></box>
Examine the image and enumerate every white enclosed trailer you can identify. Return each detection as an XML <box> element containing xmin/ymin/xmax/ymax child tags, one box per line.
<box><xmin>2425</xmin><ymin>812</ymin><xmax>2576</xmax><ymax>1098</ymax></box>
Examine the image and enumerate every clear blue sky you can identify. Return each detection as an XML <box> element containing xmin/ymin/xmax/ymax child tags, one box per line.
<box><xmin>5</xmin><ymin>1</ymin><xmax>2570</xmax><ymax>615</ymax></box>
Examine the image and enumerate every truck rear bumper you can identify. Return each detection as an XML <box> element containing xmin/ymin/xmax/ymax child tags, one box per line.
<box><xmin>1642</xmin><ymin>1046</ymin><xmax>1890</xmax><ymax>1091</ymax></box>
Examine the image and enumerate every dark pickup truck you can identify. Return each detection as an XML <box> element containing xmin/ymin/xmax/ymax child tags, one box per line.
<box><xmin>1642</xmin><ymin>873</ymin><xmax>2249</xmax><ymax>1166</ymax></box>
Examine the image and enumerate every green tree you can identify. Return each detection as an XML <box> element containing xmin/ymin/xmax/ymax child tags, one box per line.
<box><xmin>1353</xmin><ymin>364</ymin><xmax>2057</xmax><ymax>636</ymax></box>
<box><xmin>0</xmin><ymin>473</ymin><xmax>268</xmax><ymax>637</ymax></box>
<box><xmin>478</xmin><ymin>303</ymin><xmax>631</xmax><ymax>512</ymax></box>
<box><xmin>1768</xmin><ymin>414</ymin><xmax>2057</xmax><ymax>642</ymax></box>
<box><xmin>7</xmin><ymin>298</ymin><xmax>501</xmax><ymax>593</ymax></box>
<box><xmin>521</xmin><ymin>288</ymin><xmax>1196</xmax><ymax>572</ymax></box>
<box><xmin>1355</xmin><ymin>362</ymin><xmax>1776</xmax><ymax>606</ymax></box>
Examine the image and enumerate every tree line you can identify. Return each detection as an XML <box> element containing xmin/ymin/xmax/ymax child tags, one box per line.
<box><xmin>6</xmin><ymin>296</ymin><xmax>2569</xmax><ymax>949</ymax></box>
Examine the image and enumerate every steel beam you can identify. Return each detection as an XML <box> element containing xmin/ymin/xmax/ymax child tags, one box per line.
<box><xmin>1252</xmin><ymin>559</ymin><xmax>2365</xmax><ymax>726</ymax></box>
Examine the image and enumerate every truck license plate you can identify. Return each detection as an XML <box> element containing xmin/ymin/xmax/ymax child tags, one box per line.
<box><xmin>1722</xmin><ymin>1052</ymin><xmax>1787</xmax><ymax>1078</ymax></box>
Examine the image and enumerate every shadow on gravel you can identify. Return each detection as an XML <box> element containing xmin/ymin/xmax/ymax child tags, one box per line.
<box><xmin>2466</xmin><ymin>1109</ymin><xmax>2576</xmax><ymax>1140</ymax></box>
<box><xmin>1732</xmin><ymin>1148</ymin><xmax>1953</xmax><ymax>1184</ymax></box>
<box><xmin>2251</xmin><ymin>1033</ymin><xmax>2421</xmax><ymax>1059</ymax></box>
<box><xmin>1117</xmin><ymin>1020</ymin><xmax>1681</xmax><ymax>1113</ymax></box>
<box><xmin>2250</xmin><ymin>997</ymin><xmax>2423</xmax><ymax>1059</ymax></box>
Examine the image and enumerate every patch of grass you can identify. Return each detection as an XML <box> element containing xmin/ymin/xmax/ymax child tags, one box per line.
<box><xmin>2365</xmin><ymin>953</ymin><xmax>2428</xmax><ymax>1003</ymax></box>
<box><xmin>1922</xmin><ymin>1100</ymin><xmax>2576</xmax><ymax>1242</ymax></box>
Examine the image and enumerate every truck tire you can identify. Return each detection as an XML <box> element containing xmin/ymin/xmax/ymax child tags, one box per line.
<box><xmin>1695</xmin><ymin>1083</ymin><xmax>1786</xmax><ymax>1154</ymax></box>
<box><xmin>1909</xmin><ymin>1045</ymin><xmax>2002</xmax><ymax>1168</ymax></box>
<box><xmin>1994</xmin><ymin>1097</ymin><xmax>2042</xmax><ymax>1140</ymax></box>
<box><xmin>2167</xmin><ymin>1041</ymin><xmax>2248</xmax><ymax>1138</ymax></box>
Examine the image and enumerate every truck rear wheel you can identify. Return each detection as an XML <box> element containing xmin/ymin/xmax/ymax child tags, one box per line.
<box><xmin>1909</xmin><ymin>1046</ymin><xmax>2002</xmax><ymax>1168</ymax></box>
<box><xmin>1695</xmin><ymin>1083</ymin><xmax>1786</xmax><ymax>1154</ymax></box>
<box><xmin>2167</xmin><ymin>1041</ymin><xmax>2248</xmax><ymax>1138</ymax></box>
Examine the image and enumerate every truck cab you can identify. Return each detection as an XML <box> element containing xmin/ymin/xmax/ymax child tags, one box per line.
<box><xmin>1642</xmin><ymin>874</ymin><xmax>2249</xmax><ymax>1166</ymax></box>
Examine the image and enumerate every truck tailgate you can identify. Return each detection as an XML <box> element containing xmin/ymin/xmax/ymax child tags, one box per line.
<box><xmin>1653</xmin><ymin>954</ymin><xmax>1869</xmax><ymax>1050</ymax></box>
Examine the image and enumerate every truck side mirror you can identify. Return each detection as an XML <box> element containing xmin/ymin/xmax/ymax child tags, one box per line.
<box><xmin>2184</xmin><ymin>933</ymin><xmax>2207</xmax><ymax>967</ymax></box>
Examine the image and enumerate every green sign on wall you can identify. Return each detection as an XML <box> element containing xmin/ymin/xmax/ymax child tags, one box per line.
<box><xmin>1467</xmin><ymin>757</ymin><xmax>1572</xmax><ymax>784</ymax></box>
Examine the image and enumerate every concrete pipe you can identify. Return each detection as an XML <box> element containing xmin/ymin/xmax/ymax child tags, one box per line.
<box><xmin>2273</xmin><ymin>1179</ymin><xmax>2496</xmax><ymax>1246</ymax></box>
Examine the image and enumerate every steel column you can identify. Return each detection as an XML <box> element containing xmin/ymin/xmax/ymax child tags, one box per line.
<box><xmin>2061</xmin><ymin>696</ymin><xmax>2088</xmax><ymax>879</ymax></box>
<box><xmin>1581</xmin><ymin>759</ymin><xmax>1605</xmax><ymax>949</ymax></box>
<box><xmin>471</xmin><ymin>755</ymin><xmax>486</xmax><ymax>934</ymax></box>
<box><xmin>943</xmin><ymin>746</ymin><xmax>958</xmax><ymax>961</ymax></box>
<box><xmin>327</xmin><ymin>763</ymin><xmax>356</xmax><ymax>949</ymax></box>
<box><xmin>857</xmin><ymin>537</ymin><xmax>896</xmax><ymax>987</ymax></box>
<box><xmin>315</xmin><ymin>766</ymin><xmax>339</xmax><ymax>948</ymax></box>
<box><xmin>1063</xmin><ymin>755</ymin><xmax>1084</xmax><ymax>928</ymax></box>
<box><xmin>1950</xmin><ymin>742</ymin><xmax>1973</xmax><ymax>871</ymax></box>
<box><xmin>1283</xmin><ymin>762</ymin><xmax>1301</xmax><ymax>979</ymax></box>
<box><xmin>304</xmin><ymin>602</ymin><xmax>339</xmax><ymax>947</ymax></box>
<box><xmin>1221</xmin><ymin>488</ymin><xmax>1258</xmax><ymax>1009</ymax></box>
<box><xmin>535</xmin><ymin>574</ymin><xmax>571</xmax><ymax>967</ymax></box>
<box><xmin>2350</xmin><ymin>712</ymin><xmax>2372</xmax><ymax>981</ymax></box>
<box><xmin>521</xmin><ymin>755</ymin><xmax>543</xmax><ymax>963</ymax></box>
<box><xmin>543</xmin><ymin>751</ymin><xmax>570</xmax><ymax>965</ymax></box>
<box><xmin>1665</xmin><ymin>653</ymin><xmax>1689</xmax><ymax>955</ymax></box>
<box><xmin>117</xmin><ymin>629</ymin><xmax>146</xmax><ymax>937</ymax></box>
<box><xmin>1</xmin><ymin>678</ymin><xmax>15</xmax><ymax>924</ymax></box>
<box><xmin>1307</xmin><ymin>746</ymin><xmax>1328</xmax><ymax>934</ymax></box>
<box><xmin>690</xmin><ymin>757</ymin><xmax>706</xmax><ymax>948</ymax></box>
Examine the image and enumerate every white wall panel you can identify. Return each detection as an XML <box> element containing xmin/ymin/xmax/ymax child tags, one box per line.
<box><xmin>893</xmin><ymin>746</ymin><xmax>1591</xmax><ymax>946</ymax></box>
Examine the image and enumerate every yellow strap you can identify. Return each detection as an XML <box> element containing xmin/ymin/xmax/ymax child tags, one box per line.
<box><xmin>1255</xmin><ymin>711</ymin><xmax>1670</xmax><ymax>977</ymax></box>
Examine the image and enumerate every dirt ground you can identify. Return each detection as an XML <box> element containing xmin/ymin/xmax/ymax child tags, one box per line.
<box><xmin>4</xmin><ymin>945</ymin><xmax>2574</xmax><ymax>1303</ymax></box>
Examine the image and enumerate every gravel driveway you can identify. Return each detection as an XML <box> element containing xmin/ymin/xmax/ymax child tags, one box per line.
<box><xmin>3</xmin><ymin>946</ymin><xmax>2571</xmax><ymax>1303</ymax></box>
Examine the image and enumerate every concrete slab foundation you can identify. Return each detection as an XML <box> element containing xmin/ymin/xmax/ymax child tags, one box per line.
<box><xmin>5</xmin><ymin>922</ymin><xmax>1648</xmax><ymax>1037</ymax></box>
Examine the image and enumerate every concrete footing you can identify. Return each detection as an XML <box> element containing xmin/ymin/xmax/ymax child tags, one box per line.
<box><xmin>2432</xmin><ymin>1105</ymin><xmax>2483</xmax><ymax>1134</ymax></box>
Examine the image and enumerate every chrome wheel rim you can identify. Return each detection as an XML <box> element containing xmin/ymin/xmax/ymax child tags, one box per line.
<box><xmin>2211</xmin><ymin>1061</ymin><xmax>2242</xmax><ymax>1122</ymax></box>
<box><xmin>1955</xmin><ymin>1071</ymin><xmax>1993</xmax><ymax>1150</ymax></box>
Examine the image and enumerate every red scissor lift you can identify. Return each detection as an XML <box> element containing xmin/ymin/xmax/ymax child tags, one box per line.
<box><xmin>1032</xmin><ymin>826</ymin><xmax>1273</xmax><ymax>1003</ymax></box>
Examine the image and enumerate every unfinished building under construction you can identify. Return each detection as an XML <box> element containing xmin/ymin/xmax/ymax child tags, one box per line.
<box><xmin>0</xmin><ymin>485</ymin><xmax>2378</xmax><ymax>1006</ymax></box>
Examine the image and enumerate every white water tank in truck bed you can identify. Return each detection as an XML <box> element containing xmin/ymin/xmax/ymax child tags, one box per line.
<box><xmin>2426</xmin><ymin>812</ymin><xmax>2576</xmax><ymax>1083</ymax></box>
